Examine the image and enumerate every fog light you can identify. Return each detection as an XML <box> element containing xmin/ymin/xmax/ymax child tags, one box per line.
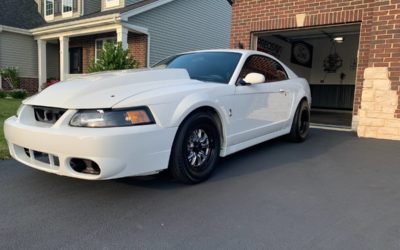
<box><xmin>70</xmin><ymin>158</ymin><xmax>101</xmax><ymax>175</ymax></box>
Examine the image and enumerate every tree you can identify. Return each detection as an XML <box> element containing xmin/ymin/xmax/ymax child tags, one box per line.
<box><xmin>88</xmin><ymin>42</ymin><xmax>139</xmax><ymax>73</ymax></box>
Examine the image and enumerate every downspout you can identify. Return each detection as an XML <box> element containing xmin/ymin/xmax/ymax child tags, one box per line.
<box><xmin>147</xmin><ymin>34</ymin><xmax>151</xmax><ymax>68</ymax></box>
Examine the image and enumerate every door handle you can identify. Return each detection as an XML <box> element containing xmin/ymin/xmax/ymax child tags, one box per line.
<box><xmin>279</xmin><ymin>89</ymin><xmax>288</xmax><ymax>96</ymax></box>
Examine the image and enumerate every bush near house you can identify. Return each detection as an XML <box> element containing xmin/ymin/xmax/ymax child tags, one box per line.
<box><xmin>0</xmin><ymin>67</ymin><xmax>20</xmax><ymax>89</ymax></box>
<box><xmin>88</xmin><ymin>42</ymin><xmax>139</xmax><ymax>73</ymax></box>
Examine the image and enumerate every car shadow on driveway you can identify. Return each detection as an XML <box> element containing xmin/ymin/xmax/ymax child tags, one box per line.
<box><xmin>116</xmin><ymin>128</ymin><xmax>358</xmax><ymax>188</ymax></box>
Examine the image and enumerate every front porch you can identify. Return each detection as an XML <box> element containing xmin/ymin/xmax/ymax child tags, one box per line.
<box><xmin>35</xmin><ymin>23</ymin><xmax>149</xmax><ymax>91</ymax></box>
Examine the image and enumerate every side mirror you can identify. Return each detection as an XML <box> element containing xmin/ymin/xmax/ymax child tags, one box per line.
<box><xmin>240</xmin><ymin>73</ymin><xmax>265</xmax><ymax>85</ymax></box>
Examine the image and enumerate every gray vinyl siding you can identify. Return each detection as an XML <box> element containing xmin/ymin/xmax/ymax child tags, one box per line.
<box><xmin>128</xmin><ymin>0</ymin><xmax>231</xmax><ymax>65</ymax></box>
<box><xmin>125</xmin><ymin>0</ymin><xmax>143</xmax><ymax>6</ymax></box>
<box><xmin>0</xmin><ymin>31</ymin><xmax>37</xmax><ymax>78</ymax></box>
<box><xmin>47</xmin><ymin>43</ymin><xmax>60</xmax><ymax>79</ymax></box>
<box><xmin>84</xmin><ymin>0</ymin><xmax>101</xmax><ymax>15</ymax></box>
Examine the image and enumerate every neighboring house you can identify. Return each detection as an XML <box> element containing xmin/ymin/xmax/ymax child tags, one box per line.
<box><xmin>0</xmin><ymin>0</ymin><xmax>45</xmax><ymax>92</ymax></box>
<box><xmin>0</xmin><ymin>0</ymin><xmax>232</xmax><ymax>92</ymax></box>
<box><xmin>230</xmin><ymin>0</ymin><xmax>400</xmax><ymax>140</ymax></box>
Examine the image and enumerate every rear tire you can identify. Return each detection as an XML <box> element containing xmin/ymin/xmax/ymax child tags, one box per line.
<box><xmin>287</xmin><ymin>99</ymin><xmax>310</xmax><ymax>142</ymax></box>
<box><xmin>169</xmin><ymin>112</ymin><xmax>220</xmax><ymax>184</ymax></box>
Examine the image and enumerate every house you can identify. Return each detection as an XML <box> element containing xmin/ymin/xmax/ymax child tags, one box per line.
<box><xmin>0</xmin><ymin>0</ymin><xmax>45</xmax><ymax>92</ymax></box>
<box><xmin>0</xmin><ymin>0</ymin><xmax>232</xmax><ymax>92</ymax></box>
<box><xmin>230</xmin><ymin>0</ymin><xmax>400</xmax><ymax>140</ymax></box>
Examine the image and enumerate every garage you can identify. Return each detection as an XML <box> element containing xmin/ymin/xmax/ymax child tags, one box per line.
<box><xmin>252</xmin><ymin>24</ymin><xmax>360</xmax><ymax>128</ymax></box>
<box><xmin>230</xmin><ymin>0</ymin><xmax>400</xmax><ymax>140</ymax></box>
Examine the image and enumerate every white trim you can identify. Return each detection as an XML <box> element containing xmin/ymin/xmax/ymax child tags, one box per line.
<box><xmin>37</xmin><ymin>39</ymin><xmax>47</xmax><ymax>91</ymax></box>
<box><xmin>116</xmin><ymin>26</ymin><xmax>128</xmax><ymax>49</ymax></box>
<box><xmin>59</xmin><ymin>36</ymin><xmax>70</xmax><ymax>81</ymax></box>
<box><xmin>37</xmin><ymin>24</ymin><xmax>121</xmax><ymax>40</ymax></box>
<box><xmin>0</xmin><ymin>25</ymin><xmax>31</xmax><ymax>35</ymax></box>
<box><xmin>120</xmin><ymin>0</ymin><xmax>175</xmax><ymax>21</ymax></box>
<box><xmin>121</xmin><ymin>22</ymin><xmax>149</xmax><ymax>34</ymax></box>
<box><xmin>62</xmin><ymin>0</ymin><xmax>73</xmax><ymax>17</ymax></box>
<box><xmin>105</xmin><ymin>0</ymin><xmax>120</xmax><ymax>8</ymax></box>
<box><xmin>31</xmin><ymin>14</ymin><xmax>121</xmax><ymax>34</ymax></box>
<box><xmin>81</xmin><ymin>0</ymin><xmax>84</xmax><ymax>15</ymax></box>
<box><xmin>44</xmin><ymin>0</ymin><xmax>55</xmax><ymax>21</ymax></box>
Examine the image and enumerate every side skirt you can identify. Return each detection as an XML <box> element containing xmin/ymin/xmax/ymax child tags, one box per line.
<box><xmin>220</xmin><ymin>127</ymin><xmax>291</xmax><ymax>157</ymax></box>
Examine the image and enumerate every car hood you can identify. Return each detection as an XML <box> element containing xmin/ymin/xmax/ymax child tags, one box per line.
<box><xmin>24</xmin><ymin>68</ymin><xmax>198</xmax><ymax>109</ymax></box>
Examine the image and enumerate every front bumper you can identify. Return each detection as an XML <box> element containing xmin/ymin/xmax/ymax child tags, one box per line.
<box><xmin>4</xmin><ymin>110</ymin><xmax>177</xmax><ymax>180</ymax></box>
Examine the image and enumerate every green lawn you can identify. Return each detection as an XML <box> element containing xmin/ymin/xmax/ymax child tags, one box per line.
<box><xmin>0</xmin><ymin>99</ymin><xmax>21</xmax><ymax>159</ymax></box>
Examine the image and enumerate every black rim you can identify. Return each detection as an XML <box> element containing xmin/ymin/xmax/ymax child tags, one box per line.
<box><xmin>298</xmin><ymin>108</ymin><xmax>310</xmax><ymax>135</ymax></box>
<box><xmin>184</xmin><ymin>126</ymin><xmax>216</xmax><ymax>172</ymax></box>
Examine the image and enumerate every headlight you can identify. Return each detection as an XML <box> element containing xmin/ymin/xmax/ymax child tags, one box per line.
<box><xmin>69</xmin><ymin>107</ymin><xmax>155</xmax><ymax>128</ymax></box>
<box><xmin>16</xmin><ymin>104</ymin><xmax>25</xmax><ymax>118</ymax></box>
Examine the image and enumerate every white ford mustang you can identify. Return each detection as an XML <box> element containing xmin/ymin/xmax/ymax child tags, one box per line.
<box><xmin>4</xmin><ymin>49</ymin><xmax>311</xmax><ymax>184</ymax></box>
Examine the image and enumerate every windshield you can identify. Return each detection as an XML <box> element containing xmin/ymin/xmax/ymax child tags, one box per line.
<box><xmin>153</xmin><ymin>52</ymin><xmax>242</xmax><ymax>84</ymax></box>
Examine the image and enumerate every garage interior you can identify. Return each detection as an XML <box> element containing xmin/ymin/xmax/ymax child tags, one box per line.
<box><xmin>253</xmin><ymin>24</ymin><xmax>361</xmax><ymax>128</ymax></box>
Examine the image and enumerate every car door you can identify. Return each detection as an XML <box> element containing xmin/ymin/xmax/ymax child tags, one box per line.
<box><xmin>230</xmin><ymin>55</ymin><xmax>295</xmax><ymax>145</ymax></box>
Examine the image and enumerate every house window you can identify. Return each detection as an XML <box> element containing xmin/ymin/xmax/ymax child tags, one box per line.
<box><xmin>105</xmin><ymin>0</ymin><xmax>120</xmax><ymax>8</ymax></box>
<box><xmin>63</xmin><ymin>0</ymin><xmax>73</xmax><ymax>14</ymax></box>
<box><xmin>45</xmin><ymin>0</ymin><xmax>54</xmax><ymax>16</ymax></box>
<box><xmin>95</xmin><ymin>37</ymin><xmax>117</xmax><ymax>60</ymax></box>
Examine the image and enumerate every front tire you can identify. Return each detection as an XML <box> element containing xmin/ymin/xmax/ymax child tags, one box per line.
<box><xmin>169</xmin><ymin>112</ymin><xmax>220</xmax><ymax>184</ymax></box>
<box><xmin>287</xmin><ymin>99</ymin><xmax>310</xmax><ymax>142</ymax></box>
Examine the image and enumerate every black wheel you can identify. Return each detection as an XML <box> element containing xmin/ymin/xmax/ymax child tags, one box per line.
<box><xmin>287</xmin><ymin>99</ymin><xmax>310</xmax><ymax>142</ymax></box>
<box><xmin>169</xmin><ymin>112</ymin><xmax>221</xmax><ymax>184</ymax></box>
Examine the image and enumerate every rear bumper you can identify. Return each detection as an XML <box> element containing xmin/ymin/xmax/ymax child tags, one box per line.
<box><xmin>4</xmin><ymin>116</ymin><xmax>177</xmax><ymax>180</ymax></box>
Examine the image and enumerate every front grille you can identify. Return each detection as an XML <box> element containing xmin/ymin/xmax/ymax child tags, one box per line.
<box><xmin>22</xmin><ymin>147</ymin><xmax>60</xmax><ymax>168</ymax></box>
<box><xmin>33</xmin><ymin>106</ymin><xmax>66</xmax><ymax>124</ymax></box>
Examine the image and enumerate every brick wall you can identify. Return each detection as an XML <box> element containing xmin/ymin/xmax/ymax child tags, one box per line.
<box><xmin>1</xmin><ymin>77</ymin><xmax>38</xmax><ymax>93</ymax></box>
<box><xmin>20</xmin><ymin>77</ymin><xmax>39</xmax><ymax>93</ymax></box>
<box><xmin>128</xmin><ymin>33</ymin><xmax>148</xmax><ymax>68</ymax></box>
<box><xmin>69</xmin><ymin>32</ymin><xmax>148</xmax><ymax>73</ymax></box>
<box><xmin>231</xmin><ymin>0</ymin><xmax>400</xmax><ymax>119</ymax></box>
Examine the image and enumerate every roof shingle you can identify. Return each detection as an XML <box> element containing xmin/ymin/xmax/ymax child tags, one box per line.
<box><xmin>0</xmin><ymin>0</ymin><xmax>45</xmax><ymax>29</ymax></box>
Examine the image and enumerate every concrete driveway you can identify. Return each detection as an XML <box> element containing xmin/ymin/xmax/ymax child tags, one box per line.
<box><xmin>1</xmin><ymin>129</ymin><xmax>400</xmax><ymax>250</ymax></box>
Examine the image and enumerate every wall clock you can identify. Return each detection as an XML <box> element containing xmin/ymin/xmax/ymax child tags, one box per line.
<box><xmin>291</xmin><ymin>41</ymin><xmax>313</xmax><ymax>68</ymax></box>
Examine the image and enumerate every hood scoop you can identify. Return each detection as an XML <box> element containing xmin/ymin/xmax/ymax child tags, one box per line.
<box><xmin>24</xmin><ymin>68</ymin><xmax>190</xmax><ymax>109</ymax></box>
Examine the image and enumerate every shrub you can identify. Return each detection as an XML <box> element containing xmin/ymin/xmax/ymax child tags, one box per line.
<box><xmin>0</xmin><ymin>90</ymin><xmax>6</xmax><ymax>98</ymax></box>
<box><xmin>0</xmin><ymin>67</ymin><xmax>19</xmax><ymax>89</ymax></box>
<box><xmin>88</xmin><ymin>42</ymin><xmax>139</xmax><ymax>73</ymax></box>
<box><xmin>9</xmin><ymin>89</ymin><xmax>27</xmax><ymax>99</ymax></box>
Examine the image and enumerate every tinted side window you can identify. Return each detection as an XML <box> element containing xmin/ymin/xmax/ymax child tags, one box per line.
<box><xmin>238</xmin><ymin>55</ymin><xmax>288</xmax><ymax>84</ymax></box>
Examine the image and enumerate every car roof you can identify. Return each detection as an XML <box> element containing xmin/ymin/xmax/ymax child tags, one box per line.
<box><xmin>182</xmin><ymin>49</ymin><xmax>251</xmax><ymax>55</ymax></box>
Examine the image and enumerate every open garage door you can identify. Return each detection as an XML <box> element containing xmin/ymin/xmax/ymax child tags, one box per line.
<box><xmin>252</xmin><ymin>24</ymin><xmax>360</xmax><ymax>128</ymax></box>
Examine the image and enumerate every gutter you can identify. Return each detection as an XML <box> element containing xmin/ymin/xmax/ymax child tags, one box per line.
<box><xmin>0</xmin><ymin>25</ymin><xmax>32</xmax><ymax>35</ymax></box>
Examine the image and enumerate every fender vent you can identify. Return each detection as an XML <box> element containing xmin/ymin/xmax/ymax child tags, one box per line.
<box><xmin>33</xmin><ymin>106</ymin><xmax>66</xmax><ymax>124</ymax></box>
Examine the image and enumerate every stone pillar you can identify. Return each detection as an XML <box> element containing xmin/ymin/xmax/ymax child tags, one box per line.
<box><xmin>37</xmin><ymin>39</ymin><xmax>47</xmax><ymax>91</ymax></box>
<box><xmin>116</xmin><ymin>26</ymin><xmax>128</xmax><ymax>50</ymax></box>
<box><xmin>59</xmin><ymin>36</ymin><xmax>69</xmax><ymax>81</ymax></box>
<box><xmin>357</xmin><ymin>67</ymin><xmax>400</xmax><ymax>140</ymax></box>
